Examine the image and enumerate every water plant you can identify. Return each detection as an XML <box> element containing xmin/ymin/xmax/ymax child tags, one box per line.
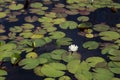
<box><xmin>0</xmin><ymin>0</ymin><xmax>120</xmax><ymax>80</ymax></box>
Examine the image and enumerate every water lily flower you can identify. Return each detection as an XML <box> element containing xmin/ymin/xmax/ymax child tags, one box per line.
<box><xmin>68</xmin><ymin>44</ymin><xmax>78</xmax><ymax>52</ymax></box>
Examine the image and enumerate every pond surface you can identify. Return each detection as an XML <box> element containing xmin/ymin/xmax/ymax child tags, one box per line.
<box><xmin>0</xmin><ymin>0</ymin><xmax>120</xmax><ymax>80</ymax></box>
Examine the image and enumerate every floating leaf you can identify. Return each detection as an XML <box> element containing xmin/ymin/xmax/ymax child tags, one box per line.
<box><xmin>0</xmin><ymin>12</ymin><xmax>6</xmax><ymax>18</ymax></box>
<box><xmin>53</xmin><ymin>18</ymin><xmax>66</xmax><ymax>24</ymax></box>
<box><xmin>86</xmin><ymin>57</ymin><xmax>105</xmax><ymax>67</ymax></box>
<box><xmin>99</xmin><ymin>31</ymin><xmax>120</xmax><ymax>41</ymax></box>
<box><xmin>56</xmin><ymin>37</ymin><xmax>72</xmax><ymax>46</ymax></box>
<box><xmin>30</xmin><ymin>2</ymin><xmax>43</xmax><ymax>8</ymax></box>
<box><xmin>83</xmin><ymin>41</ymin><xmax>99</xmax><ymax>50</ymax></box>
<box><xmin>59</xmin><ymin>76</ymin><xmax>71</xmax><ymax>80</ymax></box>
<box><xmin>21</xmin><ymin>24</ymin><xmax>34</xmax><ymax>29</ymax></box>
<box><xmin>108</xmin><ymin>49</ymin><xmax>120</xmax><ymax>61</ymax></box>
<box><xmin>62</xmin><ymin>52</ymin><xmax>81</xmax><ymax>62</ymax></box>
<box><xmin>20</xmin><ymin>32</ymin><xmax>33</xmax><ymax>38</ymax></box>
<box><xmin>93</xmin><ymin>24</ymin><xmax>110</xmax><ymax>32</ymax></box>
<box><xmin>59</xmin><ymin>21</ymin><xmax>78</xmax><ymax>29</ymax></box>
<box><xmin>0</xmin><ymin>69</ymin><xmax>7</xmax><ymax>80</ymax></box>
<box><xmin>24</xmin><ymin>16</ymin><xmax>38</xmax><ymax>22</ymax></box>
<box><xmin>9</xmin><ymin>4</ymin><xmax>24</xmax><ymax>10</ymax></box>
<box><xmin>31</xmin><ymin>34</ymin><xmax>44</xmax><ymax>39</ymax></box>
<box><xmin>34</xmin><ymin>66</ymin><xmax>44</xmax><ymax>76</ymax></box>
<box><xmin>49</xmin><ymin>31</ymin><xmax>65</xmax><ymax>39</ymax></box>
<box><xmin>93</xmin><ymin>68</ymin><xmax>114</xmax><ymax>80</ymax></box>
<box><xmin>26</xmin><ymin>52</ymin><xmax>38</xmax><ymax>59</ymax></box>
<box><xmin>108</xmin><ymin>61</ymin><xmax>120</xmax><ymax>74</ymax></box>
<box><xmin>41</xmin><ymin>63</ymin><xmax>66</xmax><ymax>77</ymax></box>
<box><xmin>78</xmin><ymin>22</ymin><xmax>92</xmax><ymax>29</ymax></box>
<box><xmin>67</xmin><ymin>60</ymin><xmax>80</xmax><ymax>73</ymax></box>
<box><xmin>19</xmin><ymin>58</ymin><xmax>40</xmax><ymax>69</ymax></box>
<box><xmin>85</xmin><ymin>34</ymin><xmax>94</xmax><ymax>38</ymax></box>
<box><xmin>77</xmin><ymin>16</ymin><xmax>89</xmax><ymax>22</ymax></box>
<box><xmin>33</xmin><ymin>39</ymin><xmax>46</xmax><ymax>47</ymax></box>
<box><xmin>0</xmin><ymin>43</ymin><xmax>16</xmax><ymax>51</ymax></box>
<box><xmin>11</xmin><ymin>53</ymin><xmax>21</xmax><ymax>64</ymax></box>
<box><xmin>50</xmin><ymin>49</ymin><xmax>67</xmax><ymax>60</ymax></box>
<box><xmin>116</xmin><ymin>23</ymin><xmax>120</xmax><ymax>28</ymax></box>
<box><xmin>9</xmin><ymin>26</ymin><xmax>22</xmax><ymax>33</ymax></box>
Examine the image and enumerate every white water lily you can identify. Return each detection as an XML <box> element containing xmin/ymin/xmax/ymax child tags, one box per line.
<box><xmin>68</xmin><ymin>44</ymin><xmax>78</xmax><ymax>52</ymax></box>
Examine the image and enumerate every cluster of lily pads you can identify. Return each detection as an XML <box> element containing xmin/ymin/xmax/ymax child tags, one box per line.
<box><xmin>0</xmin><ymin>0</ymin><xmax>120</xmax><ymax>80</ymax></box>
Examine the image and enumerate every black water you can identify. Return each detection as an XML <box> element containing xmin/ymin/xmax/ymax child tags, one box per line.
<box><xmin>1</xmin><ymin>1</ymin><xmax>120</xmax><ymax>80</ymax></box>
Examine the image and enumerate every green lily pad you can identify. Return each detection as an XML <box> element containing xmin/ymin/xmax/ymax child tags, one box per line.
<box><xmin>83</xmin><ymin>41</ymin><xmax>99</xmax><ymax>50</ymax></box>
<box><xmin>93</xmin><ymin>68</ymin><xmax>114</xmax><ymax>80</ymax></box>
<box><xmin>0</xmin><ymin>12</ymin><xmax>6</xmax><ymax>18</ymax></box>
<box><xmin>75</xmin><ymin>70</ymin><xmax>92</xmax><ymax>80</ymax></box>
<box><xmin>67</xmin><ymin>60</ymin><xmax>80</xmax><ymax>73</ymax></box>
<box><xmin>56</xmin><ymin>37</ymin><xmax>72</xmax><ymax>46</ymax></box>
<box><xmin>77</xmin><ymin>16</ymin><xmax>89</xmax><ymax>22</ymax></box>
<box><xmin>59</xmin><ymin>21</ymin><xmax>78</xmax><ymax>29</ymax></box>
<box><xmin>9</xmin><ymin>26</ymin><xmax>23</xmax><ymax>33</ymax></box>
<box><xmin>108</xmin><ymin>49</ymin><xmax>120</xmax><ymax>61</ymax></box>
<box><xmin>33</xmin><ymin>39</ymin><xmax>46</xmax><ymax>47</ymax></box>
<box><xmin>0</xmin><ymin>69</ymin><xmax>7</xmax><ymax>80</ymax></box>
<box><xmin>62</xmin><ymin>52</ymin><xmax>81</xmax><ymax>62</ymax></box>
<box><xmin>78</xmin><ymin>22</ymin><xmax>92</xmax><ymax>29</ymax></box>
<box><xmin>0</xmin><ymin>43</ymin><xmax>16</xmax><ymax>51</ymax></box>
<box><xmin>39</xmin><ymin>53</ymin><xmax>53</xmax><ymax>62</ymax></box>
<box><xmin>9</xmin><ymin>4</ymin><xmax>24</xmax><ymax>10</ymax></box>
<box><xmin>101</xmin><ymin>44</ymin><xmax>119</xmax><ymax>54</ymax></box>
<box><xmin>38</xmin><ymin>17</ymin><xmax>53</xmax><ymax>23</ymax></box>
<box><xmin>34</xmin><ymin>66</ymin><xmax>44</xmax><ymax>76</ymax></box>
<box><xmin>112</xmin><ymin>78</ymin><xmax>120</xmax><ymax>80</ymax></box>
<box><xmin>26</xmin><ymin>52</ymin><xmax>38</xmax><ymax>59</ymax></box>
<box><xmin>108</xmin><ymin>61</ymin><xmax>120</xmax><ymax>74</ymax></box>
<box><xmin>99</xmin><ymin>31</ymin><xmax>120</xmax><ymax>41</ymax></box>
<box><xmin>50</xmin><ymin>49</ymin><xmax>67</xmax><ymax>60</ymax></box>
<box><xmin>93</xmin><ymin>24</ymin><xmax>110</xmax><ymax>32</ymax></box>
<box><xmin>59</xmin><ymin>76</ymin><xmax>71</xmax><ymax>80</ymax></box>
<box><xmin>41</xmin><ymin>63</ymin><xmax>66</xmax><ymax>77</ymax></box>
<box><xmin>20</xmin><ymin>32</ymin><xmax>33</xmax><ymax>38</ymax></box>
<box><xmin>86</xmin><ymin>57</ymin><xmax>105</xmax><ymax>67</ymax></box>
<box><xmin>30</xmin><ymin>2</ymin><xmax>43</xmax><ymax>8</ymax></box>
<box><xmin>49</xmin><ymin>31</ymin><xmax>66</xmax><ymax>39</ymax></box>
<box><xmin>19</xmin><ymin>58</ymin><xmax>40</xmax><ymax>69</ymax></box>
<box><xmin>21</xmin><ymin>24</ymin><xmax>34</xmax><ymax>29</ymax></box>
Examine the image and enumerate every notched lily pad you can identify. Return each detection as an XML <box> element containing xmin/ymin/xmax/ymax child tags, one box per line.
<box><xmin>99</xmin><ymin>31</ymin><xmax>120</xmax><ymax>41</ymax></box>
<box><xmin>9</xmin><ymin>4</ymin><xmax>24</xmax><ymax>10</ymax></box>
<box><xmin>41</xmin><ymin>63</ymin><xmax>66</xmax><ymax>77</ymax></box>
<box><xmin>83</xmin><ymin>41</ymin><xmax>99</xmax><ymax>50</ymax></box>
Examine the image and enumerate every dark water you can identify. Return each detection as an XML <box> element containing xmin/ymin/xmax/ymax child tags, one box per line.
<box><xmin>1</xmin><ymin>1</ymin><xmax>120</xmax><ymax>80</ymax></box>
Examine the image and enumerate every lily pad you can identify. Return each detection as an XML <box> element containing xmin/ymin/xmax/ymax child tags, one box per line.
<box><xmin>19</xmin><ymin>58</ymin><xmax>40</xmax><ymax>69</ymax></box>
<box><xmin>34</xmin><ymin>66</ymin><xmax>44</xmax><ymax>76</ymax></box>
<box><xmin>108</xmin><ymin>61</ymin><xmax>120</xmax><ymax>74</ymax></box>
<box><xmin>67</xmin><ymin>60</ymin><xmax>80</xmax><ymax>73</ymax></box>
<box><xmin>49</xmin><ymin>31</ymin><xmax>66</xmax><ymax>39</ymax></box>
<box><xmin>93</xmin><ymin>24</ymin><xmax>110</xmax><ymax>32</ymax></box>
<box><xmin>26</xmin><ymin>52</ymin><xmax>38</xmax><ymax>59</ymax></box>
<box><xmin>62</xmin><ymin>52</ymin><xmax>81</xmax><ymax>62</ymax></box>
<box><xmin>99</xmin><ymin>31</ymin><xmax>120</xmax><ymax>41</ymax></box>
<box><xmin>9</xmin><ymin>26</ymin><xmax>23</xmax><ymax>33</ymax></box>
<box><xmin>59</xmin><ymin>76</ymin><xmax>71</xmax><ymax>80</ymax></box>
<box><xmin>86</xmin><ymin>57</ymin><xmax>105</xmax><ymax>67</ymax></box>
<box><xmin>0</xmin><ymin>43</ymin><xmax>16</xmax><ymax>51</ymax></box>
<box><xmin>0</xmin><ymin>12</ymin><xmax>6</xmax><ymax>18</ymax></box>
<box><xmin>24</xmin><ymin>16</ymin><xmax>38</xmax><ymax>22</ymax></box>
<box><xmin>59</xmin><ymin>21</ymin><xmax>78</xmax><ymax>29</ymax></box>
<box><xmin>33</xmin><ymin>39</ymin><xmax>46</xmax><ymax>47</ymax></box>
<box><xmin>83</xmin><ymin>41</ymin><xmax>99</xmax><ymax>50</ymax></box>
<box><xmin>56</xmin><ymin>37</ymin><xmax>72</xmax><ymax>46</ymax></box>
<box><xmin>41</xmin><ymin>63</ymin><xmax>66</xmax><ymax>77</ymax></box>
<box><xmin>108</xmin><ymin>49</ymin><xmax>120</xmax><ymax>61</ymax></box>
<box><xmin>9</xmin><ymin>4</ymin><xmax>24</xmax><ymax>10</ymax></box>
<box><xmin>0</xmin><ymin>69</ymin><xmax>7</xmax><ymax>80</ymax></box>
<box><xmin>30</xmin><ymin>2</ymin><xmax>43</xmax><ymax>8</ymax></box>
<box><xmin>93</xmin><ymin>68</ymin><xmax>114</xmax><ymax>80</ymax></box>
<box><xmin>77</xmin><ymin>16</ymin><xmax>89</xmax><ymax>22</ymax></box>
<box><xmin>21</xmin><ymin>24</ymin><xmax>34</xmax><ymax>29</ymax></box>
